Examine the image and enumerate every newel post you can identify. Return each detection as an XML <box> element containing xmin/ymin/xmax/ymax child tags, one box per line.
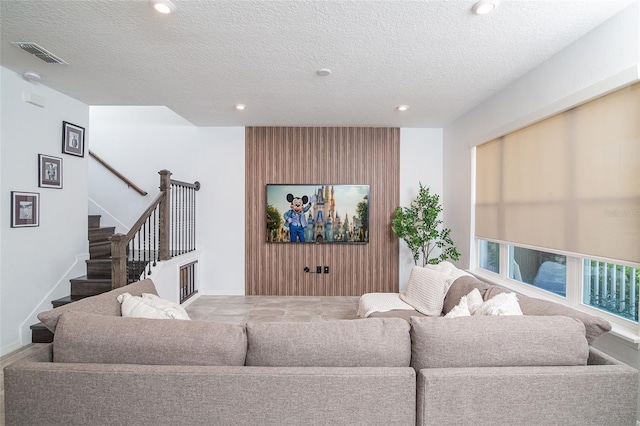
<box><xmin>111</xmin><ymin>234</ymin><xmax>128</xmax><ymax>289</ymax></box>
<box><xmin>159</xmin><ymin>169</ymin><xmax>172</xmax><ymax>261</ymax></box>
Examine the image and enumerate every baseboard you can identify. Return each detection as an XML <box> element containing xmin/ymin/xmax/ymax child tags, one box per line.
<box><xmin>18</xmin><ymin>253</ymin><xmax>89</xmax><ymax>347</ymax></box>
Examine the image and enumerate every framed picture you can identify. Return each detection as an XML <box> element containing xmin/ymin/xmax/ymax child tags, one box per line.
<box><xmin>11</xmin><ymin>191</ymin><xmax>40</xmax><ymax>228</ymax></box>
<box><xmin>266</xmin><ymin>184</ymin><xmax>369</xmax><ymax>244</ymax></box>
<box><xmin>62</xmin><ymin>121</ymin><xmax>85</xmax><ymax>157</ymax></box>
<box><xmin>38</xmin><ymin>154</ymin><xmax>63</xmax><ymax>189</ymax></box>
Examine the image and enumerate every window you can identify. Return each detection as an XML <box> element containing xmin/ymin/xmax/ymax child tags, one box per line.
<box><xmin>477</xmin><ymin>238</ymin><xmax>640</xmax><ymax>325</ymax></box>
<box><xmin>509</xmin><ymin>246</ymin><xmax>566</xmax><ymax>297</ymax></box>
<box><xmin>584</xmin><ymin>259</ymin><xmax>638</xmax><ymax>322</ymax></box>
<box><xmin>478</xmin><ymin>239</ymin><xmax>499</xmax><ymax>273</ymax></box>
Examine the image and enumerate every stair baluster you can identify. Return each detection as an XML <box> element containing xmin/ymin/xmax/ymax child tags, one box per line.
<box><xmin>112</xmin><ymin>169</ymin><xmax>200</xmax><ymax>288</ymax></box>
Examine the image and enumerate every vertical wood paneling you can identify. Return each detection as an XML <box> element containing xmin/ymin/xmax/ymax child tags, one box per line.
<box><xmin>245</xmin><ymin>127</ymin><xmax>400</xmax><ymax>296</ymax></box>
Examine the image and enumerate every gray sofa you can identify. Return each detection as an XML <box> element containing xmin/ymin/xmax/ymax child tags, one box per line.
<box><xmin>4</xmin><ymin>278</ymin><xmax>639</xmax><ymax>426</ymax></box>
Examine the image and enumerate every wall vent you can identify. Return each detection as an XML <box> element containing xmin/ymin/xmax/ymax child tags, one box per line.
<box><xmin>11</xmin><ymin>42</ymin><xmax>67</xmax><ymax>64</ymax></box>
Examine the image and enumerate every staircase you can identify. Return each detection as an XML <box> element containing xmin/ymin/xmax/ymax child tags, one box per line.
<box><xmin>30</xmin><ymin>215</ymin><xmax>116</xmax><ymax>343</ymax></box>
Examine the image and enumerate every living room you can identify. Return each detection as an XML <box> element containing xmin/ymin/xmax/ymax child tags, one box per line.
<box><xmin>1</xmin><ymin>1</ymin><xmax>640</xmax><ymax>422</ymax></box>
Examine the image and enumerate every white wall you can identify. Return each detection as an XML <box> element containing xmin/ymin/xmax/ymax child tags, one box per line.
<box><xmin>443</xmin><ymin>2</ymin><xmax>640</xmax><ymax>271</ymax></box>
<box><xmin>88</xmin><ymin>106</ymin><xmax>201</xmax><ymax>228</ymax></box>
<box><xmin>1</xmin><ymin>67</ymin><xmax>89</xmax><ymax>356</ymax></box>
<box><xmin>442</xmin><ymin>0</ymin><xmax>640</xmax><ymax>406</ymax></box>
<box><xmin>194</xmin><ymin>126</ymin><xmax>245</xmax><ymax>295</ymax></box>
<box><xmin>398</xmin><ymin>128</ymin><xmax>443</xmax><ymax>291</ymax></box>
<box><xmin>89</xmin><ymin>106</ymin><xmax>246</xmax><ymax>296</ymax></box>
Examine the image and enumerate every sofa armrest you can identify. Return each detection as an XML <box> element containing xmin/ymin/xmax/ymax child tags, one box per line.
<box><xmin>5</xmin><ymin>358</ymin><xmax>416</xmax><ymax>426</ymax></box>
<box><xmin>417</xmin><ymin>363</ymin><xmax>638</xmax><ymax>426</ymax></box>
<box><xmin>37</xmin><ymin>278</ymin><xmax>158</xmax><ymax>333</ymax></box>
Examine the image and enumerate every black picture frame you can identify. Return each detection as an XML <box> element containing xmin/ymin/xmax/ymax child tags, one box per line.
<box><xmin>38</xmin><ymin>154</ymin><xmax>63</xmax><ymax>189</ymax></box>
<box><xmin>11</xmin><ymin>191</ymin><xmax>40</xmax><ymax>228</ymax></box>
<box><xmin>62</xmin><ymin>121</ymin><xmax>85</xmax><ymax>157</ymax></box>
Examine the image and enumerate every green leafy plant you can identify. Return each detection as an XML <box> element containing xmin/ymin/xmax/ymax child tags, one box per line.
<box><xmin>391</xmin><ymin>183</ymin><xmax>460</xmax><ymax>266</ymax></box>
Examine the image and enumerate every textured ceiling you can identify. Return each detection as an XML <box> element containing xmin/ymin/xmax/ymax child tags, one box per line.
<box><xmin>0</xmin><ymin>0</ymin><xmax>636</xmax><ymax>127</ymax></box>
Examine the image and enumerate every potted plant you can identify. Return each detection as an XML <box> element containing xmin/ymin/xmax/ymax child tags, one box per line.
<box><xmin>392</xmin><ymin>182</ymin><xmax>460</xmax><ymax>266</ymax></box>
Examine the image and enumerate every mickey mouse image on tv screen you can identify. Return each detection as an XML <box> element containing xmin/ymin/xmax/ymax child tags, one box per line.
<box><xmin>283</xmin><ymin>193</ymin><xmax>315</xmax><ymax>242</ymax></box>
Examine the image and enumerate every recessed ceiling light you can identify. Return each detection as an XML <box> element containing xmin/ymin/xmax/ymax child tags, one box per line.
<box><xmin>397</xmin><ymin>105</ymin><xmax>409</xmax><ymax>112</ymax></box>
<box><xmin>316</xmin><ymin>68</ymin><xmax>332</xmax><ymax>77</ymax></box>
<box><xmin>472</xmin><ymin>0</ymin><xmax>500</xmax><ymax>15</ymax></box>
<box><xmin>150</xmin><ymin>0</ymin><xmax>176</xmax><ymax>14</ymax></box>
<box><xmin>235</xmin><ymin>104</ymin><xmax>246</xmax><ymax>111</ymax></box>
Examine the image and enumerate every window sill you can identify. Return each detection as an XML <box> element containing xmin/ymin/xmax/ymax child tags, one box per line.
<box><xmin>606</xmin><ymin>325</ymin><xmax>640</xmax><ymax>346</ymax></box>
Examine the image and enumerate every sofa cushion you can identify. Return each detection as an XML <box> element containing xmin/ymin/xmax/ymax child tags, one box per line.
<box><xmin>53</xmin><ymin>311</ymin><xmax>247</xmax><ymax>366</ymax></box>
<box><xmin>37</xmin><ymin>279</ymin><xmax>158</xmax><ymax>333</ymax></box>
<box><xmin>245</xmin><ymin>318</ymin><xmax>411</xmax><ymax>367</ymax></box>
<box><xmin>443</xmin><ymin>276</ymin><xmax>492</xmax><ymax>315</ymax></box>
<box><xmin>410</xmin><ymin>315</ymin><xmax>589</xmax><ymax>371</ymax></box>
<box><xmin>399</xmin><ymin>267</ymin><xmax>449</xmax><ymax>316</ymax></box>
<box><xmin>482</xmin><ymin>284</ymin><xmax>611</xmax><ymax>344</ymax></box>
<box><xmin>518</xmin><ymin>295</ymin><xmax>611</xmax><ymax>345</ymax></box>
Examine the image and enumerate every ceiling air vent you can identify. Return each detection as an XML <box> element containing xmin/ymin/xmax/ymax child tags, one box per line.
<box><xmin>11</xmin><ymin>42</ymin><xmax>67</xmax><ymax>64</ymax></box>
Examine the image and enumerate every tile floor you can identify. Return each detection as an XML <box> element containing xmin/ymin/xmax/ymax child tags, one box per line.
<box><xmin>0</xmin><ymin>295</ymin><xmax>362</xmax><ymax>425</ymax></box>
<box><xmin>186</xmin><ymin>295</ymin><xmax>361</xmax><ymax>324</ymax></box>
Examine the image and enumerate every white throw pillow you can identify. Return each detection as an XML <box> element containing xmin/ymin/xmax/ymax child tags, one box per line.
<box><xmin>444</xmin><ymin>296</ymin><xmax>471</xmax><ymax>318</ymax></box>
<box><xmin>400</xmin><ymin>266</ymin><xmax>448</xmax><ymax>316</ymax></box>
<box><xmin>141</xmin><ymin>293</ymin><xmax>191</xmax><ymax>319</ymax></box>
<box><xmin>474</xmin><ymin>292</ymin><xmax>523</xmax><ymax>316</ymax></box>
<box><xmin>424</xmin><ymin>261</ymin><xmax>457</xmax><ymax>275</ymax></box>
<box><xmin>424</xmin><ymin>261</ymin><xmax>472</xmax><ymax>294</ymax></box>
<box><xmin>466</xmin><ymin>288</ymin><xmax>484</xmax><ymax>314</ymax></box>
<box><xmin>117</xmin><ymin>293</ymin><xmax>191</xmax><ymax>320</ymax></box>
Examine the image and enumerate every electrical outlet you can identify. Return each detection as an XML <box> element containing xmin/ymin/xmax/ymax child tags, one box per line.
<box><xmin>324</xmin><ymin>266</ymin><xmax>329</xmax><ymax>274</ymax></box>
<box><xmin>316</xmin><ymin>266</ymin><xmax>322</xmax><ymax>274</ymax></box>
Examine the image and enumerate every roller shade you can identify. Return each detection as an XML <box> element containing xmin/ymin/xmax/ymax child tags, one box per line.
<box><xmin>476</xmin><ymin>83</ymin><xmax>640</xmax><ymax>263</ymax></box>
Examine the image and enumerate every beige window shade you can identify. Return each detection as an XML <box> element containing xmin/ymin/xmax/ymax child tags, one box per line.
<box><xmin>476</xmin><ymin>82</ymin><xmax>640</xmax><ymax>263</ymax></box>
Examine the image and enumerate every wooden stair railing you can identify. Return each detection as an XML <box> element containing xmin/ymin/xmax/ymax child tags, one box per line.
<box><xmin>89</xmin><ymin>150</ymin><xmax>148</xmax><ymax>196</ymax></box>
<box><xmin>111</xmin><ymin>170</ymin><xmax>200</xmax><ymax>289</ymax></box>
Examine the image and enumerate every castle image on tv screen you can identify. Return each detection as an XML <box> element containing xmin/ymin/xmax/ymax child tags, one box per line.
<box><xmin>266</xmin><ymin>184</ymin><xmax>369</xmax><ymax>244</ymax></box>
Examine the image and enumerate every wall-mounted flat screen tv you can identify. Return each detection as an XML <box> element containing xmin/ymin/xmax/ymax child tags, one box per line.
<box><xmin>266</xmin><ymin>184</ymin><xmax>369</xmax><ymax>244</ymax></box>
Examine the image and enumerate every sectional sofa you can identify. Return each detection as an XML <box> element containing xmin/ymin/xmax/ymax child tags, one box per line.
<box><xmin>4</xmin><ymin>278</ymin><xmax>639</xmax><ymax>425</ymax></box>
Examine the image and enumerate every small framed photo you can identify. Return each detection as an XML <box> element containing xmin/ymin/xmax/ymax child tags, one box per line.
<box><xmin>62</xmin><ymin>121</ymin><xmax>85</xmax><ymax>157</ymax></box>
<box><xmin>11</xmin><ymin>191</ymin><xmax>40</xmax><ymax>228</ymax></box>
<box><xmin>38</xmin><ymin>154</ymin><xmax>63</xmax><ymax>189</ymax></box>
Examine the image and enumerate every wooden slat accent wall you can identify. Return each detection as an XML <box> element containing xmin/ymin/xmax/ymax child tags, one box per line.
<box><xmin>245</xmin><ymin>127</ymin><xmax>400</xmax><ymax>296</ymax></box>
